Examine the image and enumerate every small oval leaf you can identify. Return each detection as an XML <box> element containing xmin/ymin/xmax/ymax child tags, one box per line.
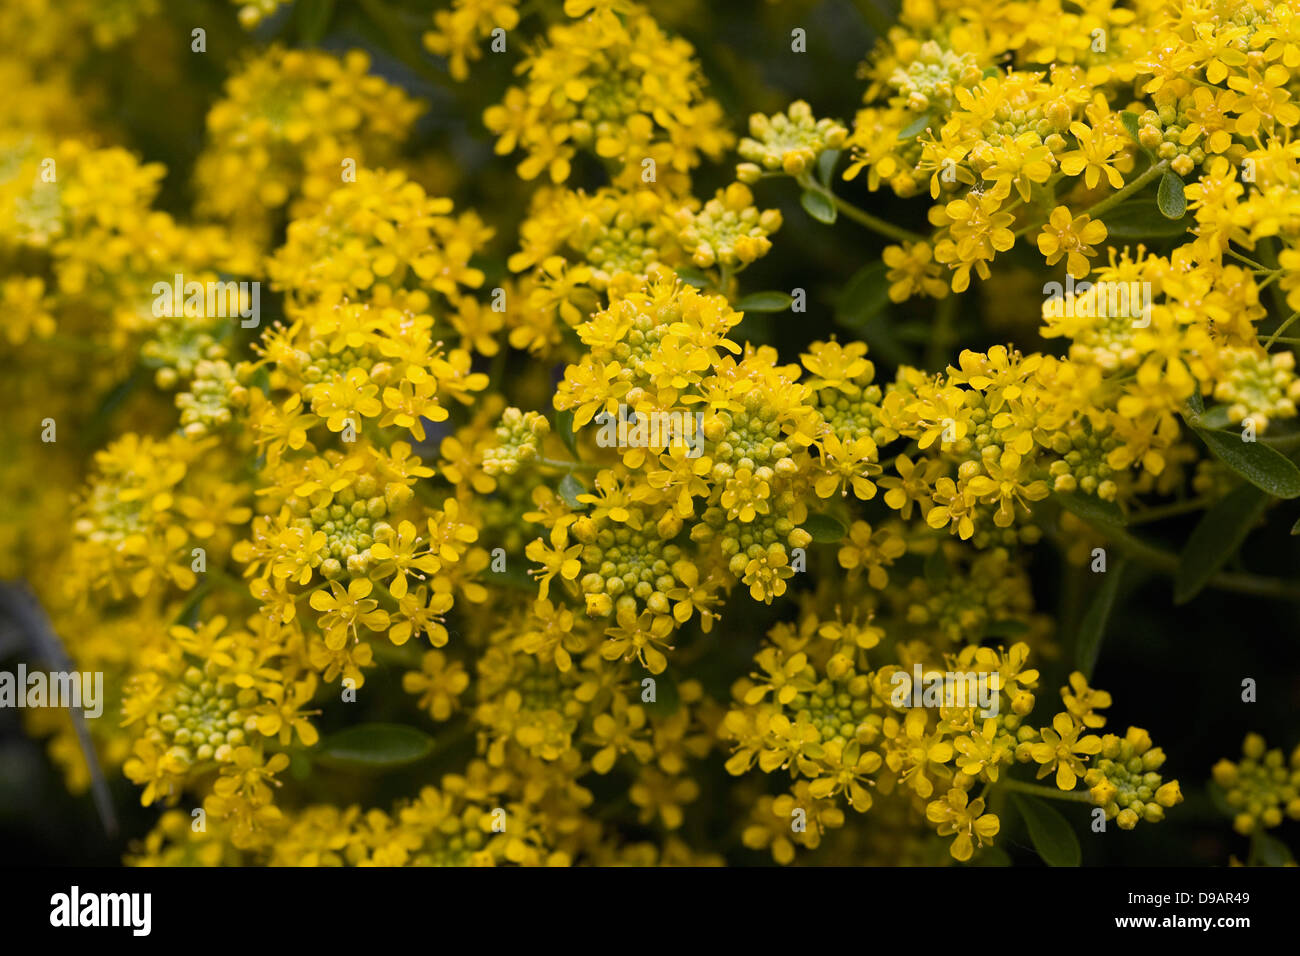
<box><xmin>735</xmin><ymin>291</ymin><xmax>794</xmax><ymax>313</ymax></box>
<box><xmin>803</xmin><ymin>512</ymin><xmax>847</xmax><ymax>543</ymax></box>
<box><xmin>1157</xmin><ymin>170</ymin><xmax>1186</xmax><ymax>219</ymax></box>
<box><xmin>816</xmin><ymin>148</ymin><xmax>841</xmax><ymax>187</ymax></box>
<box><xmin>896</xmin><ymin>113</ymin><xmax>933</xmax><ymax>141</ymax></box>
<box><xmin>1011</xmin><ymin>793</ymin><xmax>1081</xmax><ymax>867</ymax></box>
<box><xmin>315</xmin><ymin>723</ymin><xmax>434</xmax><ymax>771</ymax></box>
<box><xmin>800</xmin><ymin>189</ymin><xmax>837</xmax><ymax>225</ymax></box>
<box><xmin>674</xmin><ymin>266</ymin><xmax>711</xmax><ymax>289</ymax></box>
<box><xmin>1119</xmin><ymin>111</ymin><xmax>1142</xmax><ymax>147</ymax></box>
<box><xmin>558</xmin><ymin>472</ymin><xmax>587</xmax><ymax>509</ymax></box>
<box><xmin>1192</xmin><ymin>426</ymin><xmax>1300</xmax><ymax>498</ymax></box>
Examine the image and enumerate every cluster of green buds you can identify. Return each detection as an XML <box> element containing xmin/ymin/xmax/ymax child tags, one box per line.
<box><xmin>888</xmin><ymin>41</ymin><xmax>984</xmax><ymax>117</ymax></box>
<box><xmin>736</xmin><ymin>100</ymin><xmax>848</xmax><ymax>178</ymax></box>
<box><xmin>1137</xmin><ymin>103</ymin><xmax>1209</xmax><ymax>178</ymax></box>
<box><xmin>288</xmin><ymin>473</ymin><xmax>413</xmax><ymax>579</ymax></box>
<box><xmin>142</xmin><ymin>313</ymin><xmax>227</xmax><ymax>389</ymax></box>
<box><xmin>1046</xmin><ymin>428</ymin><xmax>1122</xmax><ymax>501</ymax></box>
<box><xmin>177</xmin><ymin>359</ymin><xmax>243</xmax><ymax>438</ymax></box>
<box><xmin>482</xmin><ymin>407</ymin><xmax>551</xmax><ymax>476</ymax></box>
<box><xmin>1212</xmin><ymin>733</ymin><xmax>1300</xmax><ymax>835</ymax></box>
<box><xmin>149</xmin><ymin>666</ymin><xmax>255</xmax><ymax>770</ymax></box>
<box><xmin>1085</xmin><ymin>727</ymin><xmax>1184</xmax><ymax>829</ymax></box>
<box><xmin>1213</xmin><ymin>348</ymin><xmax>1300</xmax><ymax>433</ymax></box>
<box><xmin>572</xmin><ymin>515</ymin><xmax>684</xmax><ymax>618</ymax></box>
<box><xmin>672</xmin><ymin>183</ymin><xmax>781</xmax><ymax>269</ymax></box>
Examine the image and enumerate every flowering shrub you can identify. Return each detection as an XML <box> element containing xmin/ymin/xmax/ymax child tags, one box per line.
<box><xmin>2</xmin><ymin>0</ymin><xmax>1300</xmax><ymax>868</ymax></box>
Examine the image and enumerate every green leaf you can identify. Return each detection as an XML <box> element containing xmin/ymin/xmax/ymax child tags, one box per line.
<box><xmin>558</xmin><ymin>472</ymin><xmax>587</xmax><ymax>509</ymax></box>
<box><xmin>315</xmin><ymin>723</ymin><xmax>434</xmax><ymax>771</ymax></box>
<box><xmin>1254</xmin><ymin>831</ymin><xmax>1296</xmax><ymax>866</ymax></box>
<box><xmin>1192</xmin><ymin>426</ymin><xmax>1300</xmax><ymax>498</ymax></box>
<box><xmin>554</xmin><ymin>409</ymin><xmax>579</xmax><ymax>458</ymax></box>
<box><xmin>1102</xmin><ymin>199</ymin><xmax>1190</xmax><ymax>240</ymax></box>
<box><xmin>969</xmin><ymin>845</ymin><xmax>1013</xmax><ymax>866</ymax></box>
<box><xmin>897</xmin><ymin>112</ymin><xmax>933</xmax><ymax>141</ymax></box>
<box><xmin>735</xmin><ymin>291</ymin><xmax>794</xmax><ymax>313</ymax></box>
<box><xmin>1054</xmin><ymin>491</ymin><xmax>1127</xmax><ymax>528</ymax></box>
<box><xmin>800</xmin><ymin>189</ymin><xmax>837</xmax><ymax>225</ymax></box>
<box><xmin>1157</xmin><ymin>170</ymin><xmax>1187</xmax><ymax>219</ymax></box>
<box><xmin>1292</xmin><ymin>516</ymin><xmax>1300</xmax><ymax>535</ymax></box>
<box><xmin>816</xmin><ymin>148</ymin><xmax>841</xmax><ymax>188</ymax></box>
<box><xmin>674</xmin><ymin>266</ymin><xmax>711</xmax><ymax>289</ymax></box>
<box><xmin>1173</xmin><ymin>482</ymin><xmax>1269</xmax><ymax>604</ymax></box>
<box><xmin>1119</xmin><ymin>111</ymin><xmax>1142</xmax><ymax>147</ymax></box>
<box><xmin>295</xmin><ymin>0</ymin><xmax>336</xmax><ymax>45</ymax></box>
<box><xmin>1011</xmin><ymin>793</ymin><xmax>1082</xmax><ymax>867</ymax></box>
<box><xmin>1075</xmin><ymin>557</ymin><xmax>1126</xmax><ymax>679</ymax></box>
<box><xmin>1196</xmin><ymin>405</ymin><xmax>1232</xmax><ymax>430</ymax></box>
<box><xmin>803</xmin><ymin>512</ymin><xmax>847</xmax><ymax>543</ymax></box>
<box><xmin>835</xmin><ymin>260</ymin><xmax>892</xmax><ymax>330</ymax></box>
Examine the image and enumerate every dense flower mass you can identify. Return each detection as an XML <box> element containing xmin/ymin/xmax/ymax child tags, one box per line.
<box><xmin>3</xmin><ymin>0</ymin><xmax>1300</xmax><ymax>868</ymax></box>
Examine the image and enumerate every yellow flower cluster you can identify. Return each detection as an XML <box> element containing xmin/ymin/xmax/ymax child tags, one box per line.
<box><xmin>7</xmin><ymin>0</ymin><xmax>1300</xmax><ymax>869</ymax></box>
<box><xmin>1212</xmin><ymin>733</ymin><xmax>1300</xmax><ymax>836</ymax></box>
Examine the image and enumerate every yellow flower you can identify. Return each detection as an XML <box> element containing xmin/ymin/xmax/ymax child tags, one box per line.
<box><xmin>1037</xmin><ymin>205</ymin><xmax>1108</xmax><ymax>278</ymax></box>
<box><xmin>926</xmin><ymin>787</ymin><xmax>1000</xmax><ymax>861</ymax></box>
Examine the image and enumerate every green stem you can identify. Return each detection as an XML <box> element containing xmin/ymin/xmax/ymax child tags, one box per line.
<box><xmin>536</xmin><ymin>456</ymin><xmax>599</xmax><ymax>472</ymax></box>
<box><xmin>1075</xmin><ymin>521</ymin><xmax>1300</xmax><ymax>601</ymax></box>
<box><xmin>1127</xmin><ymin>496</ymin><xmax>1214</xmax><ymax>525</ymax></box>
<box><xmin>1227</xmin><ymin>247</ymin><xmax>1270</xmax><ymax>271</ymax></box>
<box><xmin>1264</xmin><ymin>311</ymin><xmax>1300</xmax><ymax>350</ymax></box>
<box><xmin>1258</xmin><ymin>238</ymin><xmax>1290</xmax><ymax>321</ymax></box>
<box><xmin>831</xmin><ymin>192</ymin><xmax>928</xmax><ymax>244</ymax></box>
<box><xmin>997</xmin><ymin>778</ymin><xmax>1093</xmax><ymax>803</ymax></box>
<box><xmin>1014</xmin><ymin>159</ymin><xmax>1170</xmax><ymax>238</ymax></box>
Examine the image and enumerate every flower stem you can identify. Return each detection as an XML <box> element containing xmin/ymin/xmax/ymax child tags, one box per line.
<box><xmin>537</xmin><ymin>456</ymin><xmax>598</xmax><ymax>472</ymax></box>
<box><xmin>1014</xmin><ymin>158</ymin><xmax>1170</xmax><ymax>238</ymax></box>
<box><xmin>1126</xmin><ymin>496</ymin><xmax>1214</xmax><ymax>525</ymax></box>
<box><xmin>831</xmin><ymin>192</ymin><xmax>928</xmax><ymax>244</ymax></box>
<box><xmin>997</xmin><ymin>778</ymin><xmax>1094</xmax><ymax>803</ymax></box>
<box><xmin>1265</xmin><ymin>310</ymin><xmax>1300</xmax><ymax>350</ymax></box>
<box><xmin>1066</xmin><ymin>520</ymin><xmax>1300</xmax><ymax>601</ymax></box>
